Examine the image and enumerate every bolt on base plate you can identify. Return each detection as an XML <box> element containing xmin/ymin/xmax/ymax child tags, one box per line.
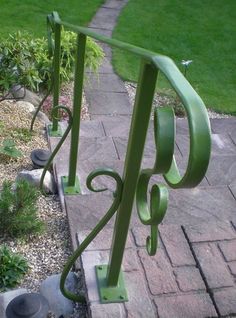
<box><xmin>96</xmin><ymin>265</ymin><xmax>128</xmax><ymax>304</ymax></box>
<box><xmin>48</xmin><ymin>123</ymin><xmax>63</xmax><ymax>137</ymax></box>
<box><xmin>62</xmin><ymin>176</ymin><xmax>81</xmax><ymax>195</ymax></box>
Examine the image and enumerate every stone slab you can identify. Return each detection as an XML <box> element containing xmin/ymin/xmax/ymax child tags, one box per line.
<box><xmin>124</xmin><ymin>270</ymin><xmax>157</xmax><ymax>318</ymax></box>
<box><xmin>154</xmin><ymin>293</ymin><xmax>218</xmax><ymax>318</ymax></box>
<box><xmin>86</xmin><ymin>91</ymin><xmax>131</xmax><ymax>115</ymax></box>
<box><xmin>85</xmin><ymin>73</ymin><xmax>127</xmax><ymax>93</ymax></box>
<box><xmin>193</xmin><ymin>242</ymin><xmax>234</xmax><ymax>289</ymax></box>
<box><xmin>100</xmin><ymin>43</ymin><xmax>112</xmax><ymax>58</ymax></box>
<box><xmin>83</xmin><ymin>249</ymin><xmax>155</xmax><ymax>317</ymax></box>
<box><xmin>210</xmin><ymin>117</ymin><xmax>236</xmax><ymax>134</ymax></box>
<box><xmin>131</xmin><ymin>226</ymin><xmax>161</xmax><ymax>248</ymax></box>
<box><xmin>138</xmin><ymin>248</ymin><xmax>178</xmax><ymax>295</ymax></box>
<box><xmin>206</xmin><ymin>155</ymin><xmax>236</xmax><ymax>186</ymax></box>
<box><xmin>228</xmin><ymin>261</ymin><xmax>236</xmax><ymax>276</ymax></box>
<box><xmin>87</xmin><ymin>27</ymin><xmax>112</xmax><ymax>37</ymax></box>
<box><xmin>229</xmin><ymin>182</ymin><xmax>236</xmax><ymax>199</ymax></box>
<box><xmin>218</xmin><ymin>239</ymin><xmax>236</xmax><ymax>262</ymax></box>
<box><xmin>76</xmin><ymin>159</ymin><xmax>124</xmax><ymax>194</ymax></box>
<box><xmin>51</xmin><ymin>120</ymin><xmax>105</xmax><ymax>138</ymax></box>
<box><xmin>159</xmin><ymin>224</ymin><xmax>196</xmax><ymax>266</ymax></box>
<box><xmin>112</xmin><ymin>136</ymin><xmax>180</xmax><ymax>161</ymax></box>
<box><xmin>164</xmin><ymin>186</ymin><xmax>236</xmax><ymax>225</ymax></box>
<box><xmin>90</xmin><ymin>8</ymin><xmax>120</xmax><ymax>30</ymax></box>
<box><xmin>102</xmin><ymin>116</ymin><xmax>131</xmax><ymax>137</ymax></box>
<box><xmin>77</xmin><ymin>137</ymin><xmax>118</xmax><ymax>162</ymax></box>
<box><xmin>176</xmin><ymin>118</ymin><xmax>189</xmax><ymax>135</ymax></box>
<box><xmin>113</xmin><ymin>137</ymin><xmax>157</xmax><ymax>160</ymax></box>
<box><xmin>173</xmin><ymin>266</ymin><xmax>206</xmax><ymax>292</ymax></box>
<box><xmin>184</xmin><ymin>221</ymin><xmax>236</xmax><ymax>243</ymax></box>
<box><xmin>213</xmin><ymin>287</ymin><xmax>236</xmax><ymax>316</ymax></box>
<box><xmin>80</xmin><ymin>249</ymin><xmax>148</xmax><ymax>304</ymax></box>
<box><xmin>230</xmin><ymin>129</ymin><xmax>236</xmax><ymax>145</ymax></box>
<box><xmin>51</xmin><ymin>136</ymin><xmax>118</xmax><ymax>175</ymax></box>
<box><xmin>79</xmin><ymin>120</ymin><xmax>105</xmax><ymax>137</ymax></box>
<box><xmin>176</xmin><ymin>132</ymin><xmax>236</xmax><ymax>158</ymax></box>
<box><xmin>86</xmin><ymin>57</ymin><xmax>114</xmax><ymax>74</ymax></box>
<box><xmin>89</xmin><ymin>302</ymin><xmax>126</xmax><ymax>318</ymax></box>
<box><xmin>65</xmin><ymin>193</ymin><xmax>115</xmax><ymax>232</ymax></box>
<box><xmin>77</xmin><ymin>227</ymin><xmax>134</xmax><ymax>251</ymax></box>
<box><xmin>102</xmin><ymin>0</ymin><xmax>128</xmax><ymax>10</ymax></box>
<box><xmin>65</xmin><ymin>189</ymin><xmax>140</xmax><ymax>233</ymax></box>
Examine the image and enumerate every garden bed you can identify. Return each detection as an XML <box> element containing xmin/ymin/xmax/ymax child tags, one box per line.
<box><xmin>0</xmin><ymin>98</ymin><xmax>87</xmax><ymax>317</ymax></box>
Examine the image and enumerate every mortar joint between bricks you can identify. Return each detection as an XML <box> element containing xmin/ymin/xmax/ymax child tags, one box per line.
<box><xmin>181</xmin><ymin>225</ymin><xmax>221</xmax><ymax>317</ymax></box>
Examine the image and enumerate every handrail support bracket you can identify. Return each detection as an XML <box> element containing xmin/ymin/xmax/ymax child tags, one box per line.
<box><xmin>96</xmin><ymin>265</ymin><xmax>128</xmax><ymax>303</ymax></box>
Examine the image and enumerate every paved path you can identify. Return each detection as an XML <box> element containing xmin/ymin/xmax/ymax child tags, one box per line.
<box><xmin>49</xmin><ymin>1</ymin><xmax>236</xmax><ymax>317</ymax></box>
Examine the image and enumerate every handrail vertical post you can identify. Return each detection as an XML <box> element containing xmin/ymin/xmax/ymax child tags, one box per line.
<box><xmin>106</xmin><ymin>61</ymin><xmax>158</xmax><ymax>286</ymax></box>
<box><xmin>50</xmin><ymin>22</ymin><xmax>62</xmax><ymax>136</ymax></box>
<box><xmin>62</xmin><ymin>33</ymin><xmax>86</xmax><ymax>194</ymax></box>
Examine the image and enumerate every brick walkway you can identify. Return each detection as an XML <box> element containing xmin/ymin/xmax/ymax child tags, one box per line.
<box><xmin>49</xmin><ymin>0</ymin><xmax>236</xmax><ymax>317</ymax></box>
<box><xmin>50</xmin><ymin>117</ymin><xmax>236</xmax><ymax>318</ymax></box>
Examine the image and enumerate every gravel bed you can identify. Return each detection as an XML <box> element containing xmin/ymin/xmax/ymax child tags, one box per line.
<box><xmin>125</xmin><ymin>82</ymin><xmax>231</xmax><ymax>119</ymax></box>
<box><xmin>0</xmin><ymin>99</ymin><xmax>87</xmax><ymax>317</ymax></box>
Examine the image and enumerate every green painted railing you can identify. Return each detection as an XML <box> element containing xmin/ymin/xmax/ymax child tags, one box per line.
<box><xmin>38</xmin><ymin>12</ymin><xmax>211</xmax><ymax>304</ymax></box>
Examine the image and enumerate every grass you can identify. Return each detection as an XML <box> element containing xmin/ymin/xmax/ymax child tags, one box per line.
<box><xmin>112</xmin><ymin>0</ymin><xmax>236</xmax><ymax>114</ymax></box>
<box><xmin>0</xmin><ymin>0</ymin><xmax>105</xmax><ymax>38</ymax></box>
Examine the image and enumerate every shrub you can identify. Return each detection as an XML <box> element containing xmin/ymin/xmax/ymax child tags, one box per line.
<box><xmin>0</xmin><ymin>30</ymin><xmax>104</xmax><ymax>93</ymax></box>
<box><xmin>0</xmin><ymin>179</ymin><xmax>44</xmax><ymax>238</ymax></box>
<box><xmin>0</xmin><ymin>245</ymin><xmax>28</xmax><ymax>291</ymax></box>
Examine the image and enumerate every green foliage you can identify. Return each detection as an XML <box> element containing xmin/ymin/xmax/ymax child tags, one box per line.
<box><xmin>0</xmin><ymin>30</ymin><xmax>104</xmax><ymax>93</ymax></box>
<box><xmin>0</xmin><ymin>179</ymin><xmax>44</xmax><ymax>238</ymax></box>
<box><xmin>0</xmin><ymin>1</ymin><xmax>105</xmax><ymax>38</ymax></box>
<box><xmin>0</xmin><ymin>139</ymin><xmax>22</xmax><ymax>159</ymax></box>
<box><xmin>0</xmin><ymin>245</ymin><xmax>28</xmax><ymax>291</ymax></box>
<box><xmin>10</xmin><ymin>128</ymin><xmax>33</xmax><ymax>143</ymax></box>
<box><xmin>112</xmin><ymin>0</ymin><xmax>236</xmax><ymax>114</ymax></box>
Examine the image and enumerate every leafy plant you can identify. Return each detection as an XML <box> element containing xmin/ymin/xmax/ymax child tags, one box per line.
<box><xmin>0</xmin><ymin>30</ymin><xmax>104</xmax><ymax>93</ymax></box>
<box><xmin>10</xmin><ymin>128</ymin><xmax>33</xmax><ymax>143</ymax></box>
<box><xmin>0</xmin><ymin>179</ymin><xmax>44</xmax><ymax>238</ymax></box>
<box><xmin>0</xmin><ymin>245</ymin><xmax>28</xmax><ymax>291</ymax></box>
<box><xmin>0</xmin><ymin>139</ymin><xmax>22</xmax><ymax>158</ymax></box>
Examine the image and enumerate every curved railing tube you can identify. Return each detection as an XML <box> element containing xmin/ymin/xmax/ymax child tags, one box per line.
<box><xmin>40</xmin><ymin>105</ymin><xmax>73</xmax><ymax>194</ymax></box>
<box><xmin>60</xmin><ymin>169</ymin><xmax>123</xmax><ymax>301</ymax></box>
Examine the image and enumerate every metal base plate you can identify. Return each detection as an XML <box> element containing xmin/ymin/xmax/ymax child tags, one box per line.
<box><xmin>61</xmin><ymin>176</ymin><xmax>81</xmax><ymax>195</ymax></box>
<box><xmin>48</xmin><ymin>124</ymin><xmax>63</xmax><ymax>137</ymax></box>
<box><xmin>96</xmin><ymin>265</ymin><xmax>128</xmax><ymax>303</ymax></box>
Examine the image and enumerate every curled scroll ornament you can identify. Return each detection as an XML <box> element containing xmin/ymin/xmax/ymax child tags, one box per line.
<box><xmin>40</xmin><ymin>105</ymin><xmax>73</xmax><ymax>194</ymax></box>
<box><xmin>60</xmin><ymin>169</ymin><xmax>123</xmax><ymax>302</ymax></box>
<box><xmin>136</xmin><ymin>101</ymin><xmax>211</xmax><ymax>255</ymax></box>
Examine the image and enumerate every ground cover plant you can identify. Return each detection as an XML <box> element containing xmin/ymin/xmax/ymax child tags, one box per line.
<box><xmin>0</xmin><ymin>0</ymin><xmax>105</xmax><ymax>38</ymax></box>
<box><xmin>0</xmin><ymin>245</ymin><xmax>28</xmax><ymax>291</ymax></box>
<box><xmin>0</xmin><ymin>139</ymin><xmax>22</xmax><ymax>159</ymax></box>
<box><xmin>112</xmin><ymin>0</ymin><xmax>236</xmax><ymax>114</ymax></box>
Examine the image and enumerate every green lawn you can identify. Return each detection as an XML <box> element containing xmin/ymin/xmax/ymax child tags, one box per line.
<box><xmin>112</xmin><ymin>0</ymin><xmax>236</xmax><ymax>114</ymax></box>
<box><xmin>0</xmin><ymin>0</ymin><xmax>105</xmax><ymax>38</ymax></box>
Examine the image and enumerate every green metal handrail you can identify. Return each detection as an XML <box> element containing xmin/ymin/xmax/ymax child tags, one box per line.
<box><xmin>42</xmin><ymin>11</ymin><xmax>211</xmax><ymax>304</ymax></box>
